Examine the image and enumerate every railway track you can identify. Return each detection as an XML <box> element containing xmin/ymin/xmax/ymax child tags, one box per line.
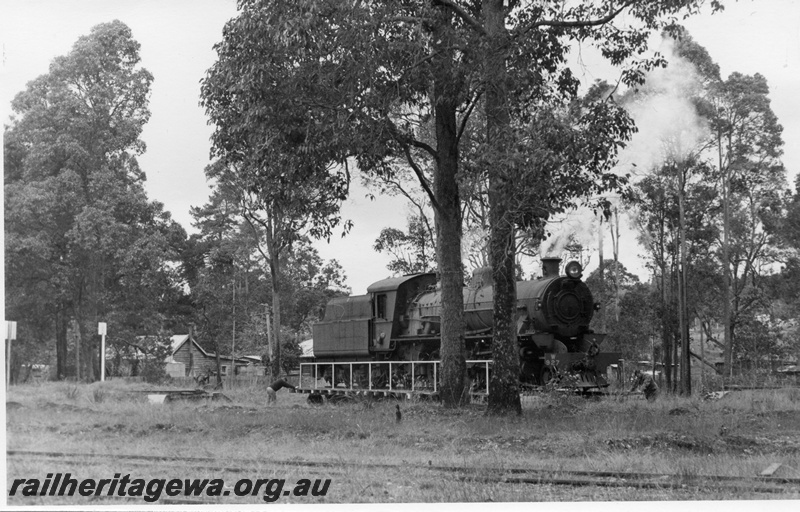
<box><xmin>8</xmin><ymin>449</ymin><xmax>799</xmax><ymax>501</ymax></box>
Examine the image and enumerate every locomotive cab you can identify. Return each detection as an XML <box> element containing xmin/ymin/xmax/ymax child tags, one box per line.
<box><xmin>313</xmin><ymin>273</ymin><xmax>436</xmax><ymax>360</ymax></box>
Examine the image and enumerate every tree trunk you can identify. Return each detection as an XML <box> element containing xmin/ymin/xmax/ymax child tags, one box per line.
<box><xmin>431</xmin><ymin>10</ymin><xmax>466</xmax><ymax>407</ymax></box>
<box><xmin>671</xmin><ymin>238</ymin><xmax>680</xmax><ymax>393</ymax></box>
<box><xmin>612</xmin><ymin>207</ymin><xmax>620</xmax><ymax>323</ymax></box>
<box><xmin>485</xmin><ymin>0</ymin><xmax>521</xmax><ymax>415</ymax></box>
<box><xmin>78</xmin><ymin>320</ymin><xmax>96</xmax><ymax>382</ymax></box>
<box><xmin>678</xmin><ymin>164</ymin><xmax>691</xmax><ymax>395</ymax></box>
<box><xmin>661</xmin><ymin>262</ymin><xmax>672</xmax><ymax>392</ymax></box>
<box><xmin>720</xmin><ymin>136</ymin><xmax>733</xmax><ymax>378</ymax></box>
<box><xmin>270</xmin><ymin>283</ymin><xmax>282</xmax><ymax>378</ymax></box>
<box><xmin>231</xmin><ymin>275</ymin><xmax>237</xmax><ymax>377</ymax></box>
<box><xmin>672</xmin><ymin>330</ymin><xmax>679</xmax><ymax>393</ymax></box>
<box><xmin>265</xmin><ymin>302</ymin><xmax>273</xmax><ymax>371</ymax></box>
<box><xmin>56</xmin><ymin>307</ymin><xmax>68</xmax><ymax>380</ymax></box>
<box><xmin>268</xmin><ymin>239</ymin><xmax>282</xmax><ymax>378</ymax></box>
<box><xmin>73</xmin><ymin>316</ymin><xmax>81</xmax><ymax>381</ymax></box>
<box><xmin>488</xmin><ymin>215</ymin><xmax>521</xmax><ymax>415</ymax></box>
<box><xmin>214</xmin><ymin>343</ymin><xmax>223</xmax><ymax>387</ymax></box>
<box><xmin>432</xmin><ymin>100</ymin><xmax>465</xmax><ymax>406</ymax></box>
<box><xmin>599</xmin><ymin>215</ymin><xmax>606</xmax><ymax>333</ymax></box>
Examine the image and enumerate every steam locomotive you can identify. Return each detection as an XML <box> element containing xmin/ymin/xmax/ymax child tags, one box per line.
<box><xmin>308</xmin><ymin>258</ymin><xmax>618</xmax><ymax>391</ymax></box>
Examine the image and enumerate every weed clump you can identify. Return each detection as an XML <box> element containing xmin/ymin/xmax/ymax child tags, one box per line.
<box><xmin>90</xmin><ymin>387</ymin><xmax>106</xmax><ymax>403</ymax></box>
<box><xmin>62</xmin><ymin>384</ymin><xmax>80</xmax><ymax>401</ymax></box>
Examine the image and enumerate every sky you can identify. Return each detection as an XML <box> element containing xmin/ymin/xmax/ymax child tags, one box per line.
<box><xmin>2</xmin><ymin>0</ymin><xmax>800</xmax><ymax>294</ymax></box>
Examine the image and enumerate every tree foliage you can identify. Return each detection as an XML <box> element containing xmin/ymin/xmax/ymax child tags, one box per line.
<box><xmin>182</xmin><ymin>182</ymin><xmax>349</xmax><ymax>378</ymax></box>
<box><xmin>201</xmin><ymin>12</ymin><xmax>355</xmax><ymax>375</ymax></box>
<box><xmin>374</xmin><ymin>215</ymin><xmax>437</xmax><ymax>275</ymax></box>
<box><xmin>4</xmin><ymin>21</ymin><xmax>182</xmax><ymax>381</ymax></box>
<box><xmin>625</xmin><ymin>28</ymin><xmax>790</xmax><ymax>387</ymax></box>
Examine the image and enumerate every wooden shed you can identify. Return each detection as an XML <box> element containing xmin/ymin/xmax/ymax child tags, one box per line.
<box><xmin>168</xmin><ymin>334</ymin><xmax>264</xmax><ymax>377</ymax></box>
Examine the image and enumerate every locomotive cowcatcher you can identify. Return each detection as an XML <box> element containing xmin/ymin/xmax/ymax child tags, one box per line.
<box><xmin>300</xmin><ymin>258</ymin><xmax>619</xmax><ymax>395</ymax></box>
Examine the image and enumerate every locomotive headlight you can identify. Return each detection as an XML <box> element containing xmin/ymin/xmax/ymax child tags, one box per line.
<box><xmin>565</xmin><ymin>260</ymin><xmax>583</xmax><ymax>279</ymax></box>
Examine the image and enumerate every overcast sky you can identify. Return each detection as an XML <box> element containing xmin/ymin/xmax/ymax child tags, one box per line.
<box><xmin>3</xmin><ymin>0</ymin><xmax>800</xmax><ymax>293</ymax></box>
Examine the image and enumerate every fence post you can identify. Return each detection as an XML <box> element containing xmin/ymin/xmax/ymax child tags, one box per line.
<box><xmin>485</xmin><ymin>361</ymin><xmax>489</xmax><ymax>395</ymax></box>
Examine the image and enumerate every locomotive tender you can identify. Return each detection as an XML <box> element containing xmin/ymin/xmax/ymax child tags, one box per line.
<box><xmin>307</xmin><ymin>257</ymin><xmax>618</xmax><ymax>392</ymax></box>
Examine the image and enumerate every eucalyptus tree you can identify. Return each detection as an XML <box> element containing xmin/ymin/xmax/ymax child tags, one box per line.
<box><xmin>671</xmin><ymin>30</ymin><xmax>788</xmax><ymax>375</ymax></box>
<box><xmin>4</xmin><ymin>21</ymin><xmax>179</xmax><ymax>381</ymax></box>
<box><xmin>708</xmin><ymin>72</ymin><xmax>787</xmax><ymax>375</ymax></box>
<box><xmin>190</xmin><ymin>147</ymin><xmax>347</xmax><ymax>377</ymax></box>
<box><xmin>230</xmin><ymin>155</ymin><xmax>347</xmax><ymax>378</ymax></box>
<box><xmin>186</xmin><ymin>184</ymin><xmax>350</xmax><ymax>376</ymax></box>
<box><xmin>184</xmin><ymin>187</ymin><xmax>256</xmax><ymax>380</ymax></box>
<box><xmin>633</xmin><ymin>160</ymin><xmax>721</xmax><ymax>391</ymax></box>
<box><xmin>201</xmin><ymin>0</ymin><xmax>476</xmax><ymax>405</ymax></box>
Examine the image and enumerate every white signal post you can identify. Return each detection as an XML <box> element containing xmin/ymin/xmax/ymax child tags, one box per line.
<box><xmin>98</xmin><ymin>322</ymin><xmax>107</xmax><ymax>382</ymax></box>
<box><xmin>6</xmin><ymin>321</ymin><xmax>17</xmax><ymax>389</ymax></box>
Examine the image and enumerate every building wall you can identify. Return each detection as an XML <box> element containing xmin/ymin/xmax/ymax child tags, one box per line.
<box><xmin>171</xmin><ymin>339</ymin><xmax>263</xmax><ymax>376</ymax></box>
<box><xmin>165</xmin><ymin>362</ymin><xmax>185</xmax><ymax>378</ymax></box>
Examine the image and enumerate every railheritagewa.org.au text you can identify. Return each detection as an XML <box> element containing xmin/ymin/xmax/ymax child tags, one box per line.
<box><xmin>9</xmin><ymin>473</ymin><xmax>331</xmax><ymax>502</ymax></box>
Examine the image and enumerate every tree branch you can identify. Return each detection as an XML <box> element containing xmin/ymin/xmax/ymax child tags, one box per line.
<box><xmin>381</xmin><ymin>176</ymin><xmax>436</xmax><ymax>247</ymax></box>
<box><xmin>457</xmin><ymin>90</ymin><xmax>482</xmax><ymax>143</ymax></box>
<box><xmin>433</xmin><ymin>0</ymin><xmax>486</xmax><ymax>35</ymax></box>
<box><xmin>404</xmin><ymin>133</ymin><xmax>438</xmax><ymax>160</ymax></box>
<box><xmin>400</xmin><ymin>143</ymin><xmax>443</xmax><ymax>215</ymax></box>
<box><xmin>512</xmin><ymin>1</ymin><xmax>635</xmax><ymax>41</ymax></box>
<box><xmin>382</xmin><ymin>115</ymin><xmax>438</xmax><ymax>160</ymax></box>
<box><xmin>532</xmin><ymin>1</ymin><xmax>635</xmax><ymax>29</ymax></box>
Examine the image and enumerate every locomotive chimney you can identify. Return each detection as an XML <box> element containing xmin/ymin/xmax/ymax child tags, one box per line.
<box><xmin>541</xmin><ymin>257</ymin><xmax>562</xmax><ymax>278</ymax></box>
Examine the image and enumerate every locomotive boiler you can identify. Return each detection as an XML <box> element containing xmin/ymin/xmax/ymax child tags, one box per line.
<box><xmin>310</xmin><ymin>257</ymin><xmax>618</xmax><ymax>389</ymax></box>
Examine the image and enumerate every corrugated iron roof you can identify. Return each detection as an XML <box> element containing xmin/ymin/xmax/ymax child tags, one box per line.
<box><xmin>170</xmin><ymin>334</ymin><xmax>190</xmax><ymax>355</ymax></box>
